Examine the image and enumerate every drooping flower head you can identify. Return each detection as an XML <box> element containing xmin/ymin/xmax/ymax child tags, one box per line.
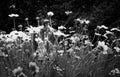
<box><xmin>47</xmin><ymin>11</ymin><xmax>54</xmax><ymax>16</ymax></box>
<box><xmin>97</xmin><ymin>25</ymin><xmax>108</xmax><ymax>29</ymax></box>
<box><xmin>8</xmin><ymin>14</ymin><xmax>19</xmax><ymax>18</ymax></box>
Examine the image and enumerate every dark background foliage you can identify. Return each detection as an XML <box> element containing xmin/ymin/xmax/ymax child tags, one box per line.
<box><xmin>0</xmin><ymin>0</ymin><xmax>120</xmax><ymax>32</ymax></box>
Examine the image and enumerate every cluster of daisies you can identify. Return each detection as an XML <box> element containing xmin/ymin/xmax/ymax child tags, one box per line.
<box><xmin>0</xmin><ymin>10</ymin><xmax>120</xmax><ymax>77</ymax></box>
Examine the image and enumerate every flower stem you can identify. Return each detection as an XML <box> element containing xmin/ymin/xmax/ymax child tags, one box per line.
<box><xmin>49</xmin><ymin>17</ymin><xmax>52</xmax><ymax>26</ymax></box>
<box><xmin>13</xmin><ymin>18</ymin><xmax>16</xmax><ymax>30</ymax></box>
<box><xmin>26</xmin><ymin>20</ymin><xmax>30</xmax><ymax>27</ymax></box>
<box><xmin>37</xmin><ymin>20</ymin><xmax>40</xmax><ymax>26</ymax></box>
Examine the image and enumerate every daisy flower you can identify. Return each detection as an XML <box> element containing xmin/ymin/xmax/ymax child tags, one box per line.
<box><xmin>47</xmin><ymin>11</ymin><xmax>54</xmax><ymax>16</ymax></box>
<box><xmin>65</xmin><ymin>11</ymin><xmax>72</xmax><ymax>15</ymax></box>
<box><xmin>29</xmin><ymin>62</ymin><xmax>39</xmax><ymax>73</ymax></box>
<box><xmin>97</xmin><ymin>41</ymin><xmax>109</xmax><ymax>54</ymax></box>
<box><xmin>97</xmin><ymin>25</ymin><xmax>108</xmax><ymax>29</ymax></box>
<box><xmin>12</xmin><ymin>66</ymin><xmax>23</xmax><ymax>76</ymax></box>
<box><xmin>8</xmin><ymin>14</ymin><xmax>19</xmax><ymax>17</ymax></box>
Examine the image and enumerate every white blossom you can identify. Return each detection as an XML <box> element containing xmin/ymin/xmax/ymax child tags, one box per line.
<box><xmin>95</xmin><ymin>32</ymin><xmax>101</xmax><ymax>36</ymax></box>
<box><xmin>35</xmin><ymin>37</ymin><xmax>43</xmax><ymax>43</ymax></box>
<box><xmin>8</xmin><ymin>31</ymin><xmax>30</xmax><ymax>41</ymax></box>
<box><xmin>109</xmin><ymin>68</ymin><xmax>120</xmax><ymax>75</ymax></box>
<box><xmin>69</xmin><ymin>36</ymin><xmax>80</xmax><ymax>43</ymax></box>
<box><xmin>84</xmin><ymin>40</ymin><xmax>93</xmax><ymax>46</ymax></box>
<box><xmin>75</xmin><ymin>18</ymin><xmax>84</xmax><ymax>24</ymax></box>
<box><xmin>43</xmin><ymin>19</ymin><xmax>49</xmax><ymax>22</ymax></box>
<box><xmin>58</xmin><ymin>25</ymin><xmax>66</xmax><ymax>30</ymax></box>
<box><xmin>75</xmin><ymin>18</ymin><xmax>90</xmax><ymax>24</ymax></box>
<box><xmin>12</xmin><ymin>66</ymin><xmax>23</xmax><ymax>76</ymax></box>
<box><xmin>97</xmin><ymin>41</ymin><xmax>109</xmax><ymax>54</ymax></box>
<box><xmin>102</xmin><ymin>51</ymin><xmax>108</xmax><ymax>54</ymax></box>
<box><xmin>57</xmin><ymin>50</ymin><xmax>64</xmax><ymax>54</ymax></box>
<box><xmin>84</xmin><ymin>19</ymin><xmax>90</xmax><ymax>24</ymax></box>
<box><xmin>69</xmin><ymin>31</ymin><xmax>75</xmax><ymax>33</ymax></box>
<box><xmin>106</xmin><ymin>31</ymin><xmax>113</xmax><ymax>34</ymax></box>
<box><xmin>114</xmin><ymin>47</ymin><xmax>120</xmax><ymax>52</ymax></box>
<box><xmin>33</xmin><ymin>52</ymin><xmax>37</xmax><ymax>57</ymax></box>
<box><xmin>47</xmin><ymin>11</ymin><xmax>54</xmax><ymax>16</ymax></box>
<box><xmin>25</xmin><ymin>18</ymin><xmax>29</xmax><ymax>21</ymax></box>
<box><xmin>26</xmin><ymin>26</ymin><xmax>44</xmax><ymax>33</ymax></box>
<box><xmin>9</xmin><ymin>4</ymin><xmax>15</xmax><ymax>8</ymax></box>
<box><xmin>8</xmin><ymin>14</ymin><xmax>19</xmax><ymax>17</ymax></box>
<box><xmin>0</xmin><ymin>34</ymin><xmax>5</xmax><ymax>40</ymax></box>
<box><xmin>29</xmin><ymin>62</ymin><xmax>39</xmax><ymax>73</ymax></box>
<box><xmin>18</xmin><ymin>25</ymin><xmax>23</xmax><ymax>28</ymax></box>
<box><xmin>8</xmin><ymin>31</ymin><xmax>19</xmax><ymax>41</ymax></box>
<box><xmin>65</xmin><ymin>11</ymin><xmax>72</xmax><ymax>15</ymax></box>
<box><xmin>97</xmin><ymin>25</ymin><xmax>108</xmax><ymax>29</ymax></box>
<box><xmin>54</xmin><ymin>30</ymin><xmax>69</xmax><ymax>37</ymax></box>
<box><xmin>115</xmin><ymin>68</ymin><xmax>120</xmax><ymax>74</ymax></box>
<box><xmin>36</xmin><ymin>17</ymin><xmax>40</xmax><ymax>20</ymax></box>
<box><xmin>111</xmin><ymin>28</ymin><xmax>120</xmax><ymax>31</ymax></box>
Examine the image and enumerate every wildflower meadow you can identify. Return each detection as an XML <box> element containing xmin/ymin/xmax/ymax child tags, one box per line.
<box><xmin>0</xmin><ymin>0</ymin><xmax>120</xmax><ymax>77</ymax></box>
